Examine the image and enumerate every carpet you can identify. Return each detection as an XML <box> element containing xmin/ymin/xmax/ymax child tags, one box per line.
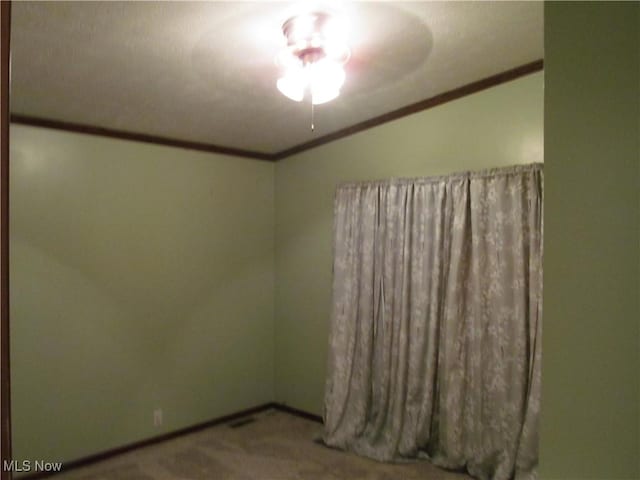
<box><xmin>55</xmin><ymin>409</ymin><xmax>472</xmax><ymax>480</ymax></box>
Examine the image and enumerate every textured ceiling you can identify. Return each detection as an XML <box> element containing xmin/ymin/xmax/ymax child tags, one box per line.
<box><xmin>10</xmin><ymin>1</ymin><xmax>543</xmax><ymax>156</ymax></box>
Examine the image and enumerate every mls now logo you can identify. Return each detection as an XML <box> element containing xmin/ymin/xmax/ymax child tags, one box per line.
<box><xmin>2</xmin><ymin>460</ymin><xmax>63</xmax><ymax>473</ymax></box>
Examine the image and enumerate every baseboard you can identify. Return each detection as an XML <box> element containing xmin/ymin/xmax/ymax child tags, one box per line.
<box><xmin>17</xmin><ymin>402</ymin><xmax>322</xmax><ymax>479</ymax></box>
<box><xmin>272</xmin><ymin>403</ymin><xmax>323</xmax><ymax>424</ymax></box>
<box><xmin>18</xmin><ymin>402</ymin><xmax>275</xmax><ymax>480</ymax></box>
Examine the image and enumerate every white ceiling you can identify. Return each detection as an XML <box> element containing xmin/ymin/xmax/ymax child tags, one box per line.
<box><xmin>10</xmin><ymin>1</ymin><xmax>543</xmax><ymax>157</ymax></box>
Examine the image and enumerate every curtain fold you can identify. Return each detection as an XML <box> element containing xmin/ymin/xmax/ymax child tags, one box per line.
<box><xmin>324</xmin><ymin>164</ymin><xmax>543</xmax><ymax>480</ymax></box>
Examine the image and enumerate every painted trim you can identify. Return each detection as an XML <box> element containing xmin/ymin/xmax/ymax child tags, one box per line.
<box><xmin>272</xmin><ymin>403</ymin><xmax>323</xmax><ymax>424</ymax></box>
<box><xmin>1</xmin><ymin>2</ymin><xmax>12</xmax><ymax>480</ymax></box>
<box><xmin>9</xmin><ymin>115</ymin><xmax>277</xmax><ymax>162</ymax></box>
<box><xmin>18</xmin><ymin>403</ymin><xmax>322</xmax><ymax>480</ymax></box>
<box><xmin>273</xmin><ymin>59</ymin><xmax>544</xmax><ymax>159</ymax></box>
<box><xmin>10</xmin><ymin>59</ymin><xmax>543</xmax><ymax>162</ymax></box>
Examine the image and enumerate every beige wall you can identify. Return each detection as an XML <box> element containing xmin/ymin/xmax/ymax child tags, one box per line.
<box><xmin>10</xmin><ymin>125</ymin><xmax>275</xmax><ymax>463</ymax></box>
<box><xmin>274</xmin><ymin>72</ymin><xmax>544</xmax><ymax>413</ymax></box>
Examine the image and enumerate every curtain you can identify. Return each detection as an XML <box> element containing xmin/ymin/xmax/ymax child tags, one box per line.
<box><xmin>323</xmin><ymin>164</ymin><xmax>543</xmax><ymax>480</ymax></box>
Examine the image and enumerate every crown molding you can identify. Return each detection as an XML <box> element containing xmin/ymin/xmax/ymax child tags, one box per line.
<box><xmin>273</xmin><ymin>59</ymin><xmax>543</xmax><ymax>159</ymax></box>
<box><xmin>9</xmin><ymin>115</ymin><xmax>277</xmax><ymax>161</ymax></box>
<box><xmin>10</xmin><ymin>59</ymin><xmax>543</xmax><ymax>162</ymax></box>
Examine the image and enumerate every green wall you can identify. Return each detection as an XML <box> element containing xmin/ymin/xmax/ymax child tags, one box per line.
<box><xmin>10</xmin><ymin>73</ymin><xmax>545</xmax><ymax>468</ymax></box>
<box><xmin>12</xmin><ymin>6</ymin><xmax>640</xmax><ymax>476</ymax></box>
<box><xmin>541</xmin><ymin>3</ymin><xmax>640</xmax><ymax>479</ymax></box>
<box><xmin>274</xmin><ymin>72</ymin><xmax>544</xmax><ymax>413</ymax></box>
<box><xmin>9</xmin><ymin>125</ymin><xmax>275</xmax><ymax>463</ymax></box>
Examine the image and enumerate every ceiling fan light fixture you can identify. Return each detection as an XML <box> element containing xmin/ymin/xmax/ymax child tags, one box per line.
<box><xmin>277</xmin><ymin>67</ymin><xmax>305</xmax><ymax>102</ymax></box>
<box><xmin>309</xmin><ymin>59</ymin><xmax>345</xmax><ymax>104</ymax></box>
<box><xmin>276</xmin><ymin>10</ymin><xmax>350</xmax><ymax>105</ymax></box>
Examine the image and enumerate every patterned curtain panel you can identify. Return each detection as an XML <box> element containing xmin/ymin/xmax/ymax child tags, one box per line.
<box><xmin>324</xmin><ymin>164</ymin><xmax>543</xmax><ymax>480</ymax></box>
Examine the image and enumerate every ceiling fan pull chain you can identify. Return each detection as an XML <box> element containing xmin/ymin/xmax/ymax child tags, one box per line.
<box><xmin>311</xmin><ymin>100</ymin><xmax>315</xmax><ymax>132</ymax></box>
<box><xmin>311</xmin><ymin>100</ymin><xmax>314</xmax><ymax>132</ymax></box>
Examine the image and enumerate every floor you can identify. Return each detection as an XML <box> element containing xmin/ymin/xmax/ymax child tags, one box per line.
<box><xmin>55</xmin><ymin>409</ymin><xmax>473</xmax><ymax>480</ymax></box>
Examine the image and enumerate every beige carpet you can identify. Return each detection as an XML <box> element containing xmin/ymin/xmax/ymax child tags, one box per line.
<box><xmin>56</xmin><ymin>409</ymin><xmax>473</xmax><ymax>480</ymax></box>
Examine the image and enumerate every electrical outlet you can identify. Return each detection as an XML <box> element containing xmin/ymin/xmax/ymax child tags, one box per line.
<box><xmin>153</xmin><ymin>408</ymin><xmax>163</xmax><ymax>427</ymax></box>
